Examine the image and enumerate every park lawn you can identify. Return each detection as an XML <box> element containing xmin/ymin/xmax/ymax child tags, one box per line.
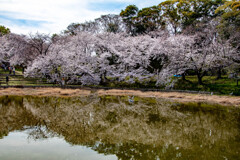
<box><xmin>1</xmin><ymin>68</ymin><xmax>239</xmax><ymax>95</ymax></box>
<box><xmin>0</xmin><ymin>68</ymin><xmax>51</xmax><ymax>86</ymax></box>
<box><xmin>174</xmin><ymin>75</ymin><xmax>240</xmax><ymax>95</ymax></box>
<box><xmin>101</xmin><ymin>75</ymin><xmax>240</xmax><ymax>95</ymax></box>
<box><xmin>0</xmin><ymin>76</ymin><xmax>51</xmax><ymax>86</ymax></box>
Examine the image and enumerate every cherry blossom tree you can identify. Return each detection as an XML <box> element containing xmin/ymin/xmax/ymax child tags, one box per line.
<box><xmin>65</xmin><ymin>14</ymin><xmax>126</xmax><ymax>35</ymax></box>
<box><xmin>25</xmin><ymin>32</ymin><xmax>155</xmax><ymax>85</ymax></box>
<box><xmin>22</xmin><ymin>25</ymin><xmax>239</xmax><ymax>87</ymax></box>
<box><xmin>28</xmin><ymin>32</ymin><xmax>52</xmax><ymax>56</ymax></box>
<box><xmin>164</xmin><ymin>21</ymin><xmax>238</xmax><ymax>85</ymax></box>
<box><xmin>25</xmin><ymin>32</ymin><xmax>102</xmax><ymax>85</ymax></box>
<box><xmin>0</xmin><ymin>33</ymin><xmax>34</xmax><ymax>68</ymax></box>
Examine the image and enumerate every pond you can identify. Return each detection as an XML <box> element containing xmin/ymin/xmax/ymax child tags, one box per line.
<box><xmin>0</xmin><ymin>95</ymin><xmax>239</xmax><ymax>160</ymax></box>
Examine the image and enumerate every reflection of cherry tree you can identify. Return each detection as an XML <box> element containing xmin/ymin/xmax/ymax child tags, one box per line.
<box><xmin>0</xmin><ymin>96</ymin><xmax>239</xmax><ymax>159</ymax></box>
<box><xmin>26</xmin><ymin>125</ymin><xmax>58</xmax><ymax>141</ymax></box>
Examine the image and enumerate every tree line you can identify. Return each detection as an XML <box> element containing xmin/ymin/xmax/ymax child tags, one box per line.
<box><xmin>0</xmin><ymin>0</ymin><xmax>239</xmax><ymax>87</ymax></box>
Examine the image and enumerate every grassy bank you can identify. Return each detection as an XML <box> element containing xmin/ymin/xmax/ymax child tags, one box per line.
<box><xmin>0</xmin><ymin>68</ymin><xmax>52</xmax><ymax>86</ymax></box>
<box><xmin>173</xmin><ymin>76</ymin><xmax>240</xmax><ymax>95</ymax></box>
<box><xmin>0</xmin><ymin>68</ymin><xmax>239</xmax><ymax>95</ymax></box>
<box><xmin>0</xmin><ymin>88</ymin><xmax>239</xmax><ymax>106</ymax></box>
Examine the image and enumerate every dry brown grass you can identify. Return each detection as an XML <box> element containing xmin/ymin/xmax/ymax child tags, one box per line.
<box><xmin>0</xmin><ymin>87</ymin><xmax>239</xmax><ymax>106</ymax></box>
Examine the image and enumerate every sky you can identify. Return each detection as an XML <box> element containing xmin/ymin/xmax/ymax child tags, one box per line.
<box><xmin>0</xmin><ymin>0</ymin><xmax>163</xmax><ymax>35</ymax></box>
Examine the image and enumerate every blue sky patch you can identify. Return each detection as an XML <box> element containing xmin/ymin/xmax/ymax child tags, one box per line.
<box><xmin>0</xmin><ymin>0</ymin><xmax>164</xmax><ymax>34</ymax></box>
<box><xmin>0</xmin><ymin>13</ymin><xmax>48</xmax><ymax>27</ymax></box>
<box><xmin>87</xmin><ymin>1</ymin><xmax>128</xmax><ymax>12</ymax></box>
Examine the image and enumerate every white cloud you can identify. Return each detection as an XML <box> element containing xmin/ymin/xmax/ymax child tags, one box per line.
<box><xmin>0</xmin><ymin>0</ymin><xmax>163</xmax><ymax>34</ymax></box>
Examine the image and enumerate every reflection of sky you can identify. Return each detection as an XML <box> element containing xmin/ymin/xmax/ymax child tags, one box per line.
<box><xmin>0</xmin><ymin>131</ymin><xmax>117</xmax><ymax>160</ymax></box>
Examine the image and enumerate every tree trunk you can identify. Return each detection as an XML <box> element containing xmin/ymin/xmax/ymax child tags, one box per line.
<box><xmin>182</xmin><ymin>73</ymin><xmax>186</xmax><ymax>81</ymax></box>
<box><xmin>196</xmin><ymin>70</ymin><xmax>206</xmax><ymax>85</ymax></box>
<box><xmin>216</xmin><ymin>67</ymin><xmax>222</xmax><ymax>80</ymax></box>
<box><xmin>197</xmin><ymin>74</ymin><xmax>203</xmax><ymax>85</ymax></box>
<box><xmin>180</xmin><ymin>71</ymin><xmax>193</xmax><ymax>83</ymax></box>
<box><xmin>100</xmin><ymin>71</ymin><xmax>107</xmax><ymax>85</ymax></box>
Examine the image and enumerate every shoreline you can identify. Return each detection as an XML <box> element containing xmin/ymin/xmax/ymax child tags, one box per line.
<box><xmin>0</xmin><ymin>87</ymin><xmax>239</xmax><ymax>107</ymax></box>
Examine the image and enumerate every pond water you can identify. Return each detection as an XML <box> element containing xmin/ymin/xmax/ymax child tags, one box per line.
<box><xmin>0</xmin><ymin>95</ymin><xmax>239</xmax><ymax>160</ymax></box>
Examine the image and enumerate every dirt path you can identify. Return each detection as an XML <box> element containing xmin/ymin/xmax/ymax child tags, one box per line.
<box><xmin>0</xmin><ymin>87</ymin><xmax>239</xmax><ymax>107</ymax></box>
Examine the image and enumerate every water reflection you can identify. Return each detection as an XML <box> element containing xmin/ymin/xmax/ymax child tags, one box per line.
<box><xmin>0</xmin><ymin>95</ymin><xmax>239</xmax><ymax>160</ymax></box>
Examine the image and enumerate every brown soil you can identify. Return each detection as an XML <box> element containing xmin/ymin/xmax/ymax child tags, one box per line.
<box><xmin>0</xmin><ymin>87</ymin><xmax>239</xmax><ymax>107</ymax></box>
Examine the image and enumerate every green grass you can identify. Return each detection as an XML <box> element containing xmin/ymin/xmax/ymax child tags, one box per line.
<box><xmin>0</xmin><ymin>68</ymin><xmax>239</xmax><ymax>95</ymax></box>
<box><xmin>173</xmin><ymin>75</ymin><xmax>240</xmax><ymax>95</ymax></box>
<box><xmin>0</xmin><ymin>68</ymin><xmax>51</xmax><ymax>86</ymax></box>
<box><xmin>99</xmin><ymin>75</ymin><xmax>240</xmax><ymax>95</ymax></box>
